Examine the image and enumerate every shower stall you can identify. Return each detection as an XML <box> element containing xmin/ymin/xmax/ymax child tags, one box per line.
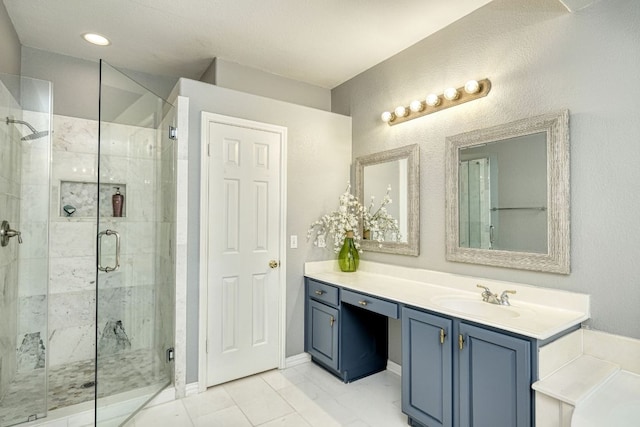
<box><xmin>0</xmin><ymin>61</ymin><xmax>176</xmax><ymax>426</ymax></box>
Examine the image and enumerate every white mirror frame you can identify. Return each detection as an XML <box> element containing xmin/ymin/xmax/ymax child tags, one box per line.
<box><xmin>445</xmin><ymin>110</ymin><xmax>570</xmax><ymax>274</ymax></box>
<box><xmin>355</xmin><ymin>144</ymin><xmax>420</xmax><ymax>256</ymax></box>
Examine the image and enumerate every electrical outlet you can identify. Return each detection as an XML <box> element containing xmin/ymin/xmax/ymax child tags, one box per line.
<box><xmin>290</xmin><ymin>235</ymin><xmax>298</xmax><ymax>248</ymax></box>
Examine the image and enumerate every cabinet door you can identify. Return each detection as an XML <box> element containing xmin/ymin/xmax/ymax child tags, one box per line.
<box><xmin>308</xmin><ymin>300</ymin><xmax>339</xmax><ymax>371</ymax></box>
<box><xmin>458</xmin><ymin>322</ymin><xmax>531</xmax><ymax>427</ymax></box>
<box><xmin>402</xmin><ymin>307</ymin><xmax>453</xmax><ymax>427</ymax></box>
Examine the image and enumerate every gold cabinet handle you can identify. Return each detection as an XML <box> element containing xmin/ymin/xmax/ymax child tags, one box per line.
<box><xmin>440</xmin><ymin>328</ymin><xmax>446</xmax><ymax>344</ymax></box>
<box><xmin>458</xmin><ymin>334</ymin><xmax>465</xmax><ymax>350</ymax></box>
<box><xmin>330</xmin><ymin>316</ymin><xmax>335</xmax><ymax>327</ymax></box>
<box><xmin>358</xmin><ymin>300</ymin><xmax>368</xmax><ymax>306</ymax></box>
<box><xmin>314</xmin><ymin>290</ymin><xmax>325</xmax><ymax>296</ymax></box>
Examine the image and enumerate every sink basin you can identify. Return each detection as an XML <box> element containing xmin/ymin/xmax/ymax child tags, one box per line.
<box><xmin>432</xmin><ymin>296</ymin><xmax>524</xmax><ymax>320</ymax></box>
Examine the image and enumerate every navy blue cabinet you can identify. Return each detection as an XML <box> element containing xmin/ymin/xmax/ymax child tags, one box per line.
<box><xmin>402</xmin><ymin>307</ymin><xmax>453</xmax><ymax>427</ymax></box>
<box><xmin>306</xmin><ymin>278</ymin><xmax>534</xmax><ymax>426</ymax></box>
<box><xmin>458</xmin><ymin>322</ymin><xmax>530</xmax><ymax>427</ymax></box>
<box><xmin>308</xmin><ymin>299</ymin><xmax>339</xmax><ymax>370</ymax></box>
<box><xmin>305</xmin><ymin>278</ymin><xmax>392</xmax><ymax>382</ymax></box>
<box><xmin>402</xmin><ymin>306</ymin><xmax>531</xmax><ymax>427</ymax></box>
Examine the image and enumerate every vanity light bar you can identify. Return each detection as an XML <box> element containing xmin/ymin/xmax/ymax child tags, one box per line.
<box><xmin>381</xmin><ymin>78</ymin><xmax>492</xmax><ymax>126</ymax></box>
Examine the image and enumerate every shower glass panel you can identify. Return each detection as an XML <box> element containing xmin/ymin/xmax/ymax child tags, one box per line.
<box><xmin>459</xmin><ymin>157</ymin><xmax>492</xmax><ymax>249</ymax></box>
<box><xmin>0</xmin><ymin>73</ymin><xmax>51</xmax><ymax>426</ymax></box>
<box><xmin>96</xmin><ymin>61</ymin><xmax>175</xmax><ymax>425</ymax></box>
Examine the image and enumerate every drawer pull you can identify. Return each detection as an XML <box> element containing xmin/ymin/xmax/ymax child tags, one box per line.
<box><xmin>358</xmin><ymin>300</ymin><xmax>368</xmax><ymax>306</ymax></box>
<box><xmin>330</xmin><ymin>316</ymin><xmax>335</xmax><ymax>327</ymax></box>
<box><xmin>440</xmin><ymin>328</ymin><xmax>446</xmax><ymax>344</ymax></box>
<box><xmin>315</xmin><ymin>290</ymin><xmax>325</xmax><ymax>296</ymax></box>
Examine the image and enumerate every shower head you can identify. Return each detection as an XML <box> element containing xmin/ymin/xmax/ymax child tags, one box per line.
<box><xmin>5</xmin><ymin>117</ymin><xmax>49</xmax><ymax>141</ymax></box>
<box><xmin>20</xmin><ymin>130</ymin><xmax>49</xmax><ymax>141</ymax></box>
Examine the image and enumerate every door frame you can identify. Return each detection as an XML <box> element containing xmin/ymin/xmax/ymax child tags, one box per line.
<box><xmin>198</xmin><ymin>112</ymin><xmax>287</xmax><ymax>392</ymax></box>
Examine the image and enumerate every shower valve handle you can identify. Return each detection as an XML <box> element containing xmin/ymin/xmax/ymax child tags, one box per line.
<box><xmin>0</xmin><ymin>220</ymin><xmax>22</xmax><ymax>246</ymax></box>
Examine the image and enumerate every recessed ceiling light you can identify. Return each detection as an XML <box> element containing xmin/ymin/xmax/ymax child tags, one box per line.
<box><xmin>82</xmin><ymin>33</ymin><xmax>110</xmax><ymax>46</ymax></box>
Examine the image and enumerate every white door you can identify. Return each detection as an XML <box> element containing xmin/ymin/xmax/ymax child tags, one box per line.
<box><xmin>202</xmin><ymin>114</ymin><xmax>285</xmax><ymax>387</ymax></box>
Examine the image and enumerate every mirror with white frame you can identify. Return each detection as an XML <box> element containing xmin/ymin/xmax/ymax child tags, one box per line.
<box><xmin>355</xmin><ymin>144</ymin><xmax>420</xmax><ymax>256</ymax></box>
<box><xmin>445</xmin><ymin>110</ymin><xmax>570</xmax><ymax>274</ymax></box>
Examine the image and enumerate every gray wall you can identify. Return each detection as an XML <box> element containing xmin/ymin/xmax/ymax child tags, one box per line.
<box><xmin>0</xmin><ymin>1</ymin><xmax>21</xmax><ymax>75</ymax></box>
<box><xmin>209</xmin><ymin>58</ymin><xmax>332</xmax><ymax>111</ymax></box>
<box><xmin>178</xmin><ymin>78</ymin><xmax>351</xmax><ymax>382</ymax></box>
<box><xmin>332</xmin><ymin>0</ymin><xmax>640</xmax><ymax>365</ymax></box>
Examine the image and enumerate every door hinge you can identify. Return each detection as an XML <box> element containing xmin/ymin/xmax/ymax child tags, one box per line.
<box><xmin>166</xmin><ymin>347</ymin><xmax>175</xmax><ymax>362</ymax></box>
<box><xmin>169</xmin><ymin>126</ymin><xmax>177</xmax><ymax>140</ymax></box>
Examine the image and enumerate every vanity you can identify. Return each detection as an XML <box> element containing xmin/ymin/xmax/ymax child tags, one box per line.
<box><xmin>304</xmin><ymin>261</ymin><xmax>589</xmax><ymax>427</ymax></box>
<box><xmin>305</xmin><ymin>110</ymin><xmax>578</xmax><ymax>426</ymax></box>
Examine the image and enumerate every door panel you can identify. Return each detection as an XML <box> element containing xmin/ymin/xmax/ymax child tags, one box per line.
<box><xmin>402</xmin><ymin>307</ymin><xmax>453</xmax><ymax>427</ymax></box>
<box><xmin>308</xmin><ymin>300</ymin><xmax>339</xmax><ymax>369</ymax></box>
<box><xmin>458</xmin><ymin>322</ymin><xmax>531</xmax><ymax>427</ymax></box>
<box><xmin>205</xmin><ymin>117</ymin><xmax>283</xmax><ymax>387</ymax></box>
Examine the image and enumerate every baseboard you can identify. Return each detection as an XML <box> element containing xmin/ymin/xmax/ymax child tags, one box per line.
<box><xmin>387</xmin><ymin>360</ymin><xmax>402</xmax><ymax>376</ymax></box>
<box><xmin>285</xmin><ymin>352</ymin><xmax>311</xmax><ymax>368</ymax></box>
<box><xmin>185</xmin><ymin>382</ymin><xmax>200</xmax><ymax>396</ymax></box>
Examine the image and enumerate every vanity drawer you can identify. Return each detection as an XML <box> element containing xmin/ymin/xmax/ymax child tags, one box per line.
<box><xmin>341</xmin><ymin>289</ymin><xmax>399</xmax><ymax>319</ymax></box>
<box><xmin>308</xmin><ymin>280</ymin><xmax>339</xmax><ymax>306</ymax></box>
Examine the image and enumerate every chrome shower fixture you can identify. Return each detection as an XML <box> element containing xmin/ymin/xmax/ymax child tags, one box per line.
<box><xmin>5</xmin><ymin>117</ymin><xmax>49</xmax><ymax>141</ymax></box>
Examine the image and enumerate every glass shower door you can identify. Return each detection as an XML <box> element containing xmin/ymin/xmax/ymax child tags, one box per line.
<box><xmin>95</xmin><ymin>61</ymin><xmax>176</xmax><ymax>425</ymax></box>
<box><xmin>0</xmin><ymin>73</ymin><xmax>51</xmax><ymax>427</ymax></box>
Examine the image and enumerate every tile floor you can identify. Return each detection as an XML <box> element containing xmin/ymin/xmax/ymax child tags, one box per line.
<box><xmin>129</xmin><ymin>362</ymin><xmax>408</xmax><ymax>427</ymax></box>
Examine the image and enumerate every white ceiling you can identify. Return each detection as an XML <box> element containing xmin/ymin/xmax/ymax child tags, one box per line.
<box><xmin>4</xmin><ymin>0</ymin><xmax>493</xmax><ymax>89</ymax></box>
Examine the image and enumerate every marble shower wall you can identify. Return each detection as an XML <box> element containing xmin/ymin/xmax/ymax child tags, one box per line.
<box><xmin>0</xmin><ymin>78</ymin><xmax>21</xmax><ymax>399</ymax></box>
<box><xmin>49</xmin><ymin>114</ymin><xmax>163</xmax><ymax>367</ymax></box>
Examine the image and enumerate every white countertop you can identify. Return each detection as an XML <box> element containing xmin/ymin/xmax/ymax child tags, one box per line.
<box><xmin>305</xmin><ymin>261</ymin><xmax>589</xmax><ymax>340</ymax></box>
<box><xmin>532</xmin><ymin>355</ymin><xmax>619</xmax><ymax>405</ymax></box>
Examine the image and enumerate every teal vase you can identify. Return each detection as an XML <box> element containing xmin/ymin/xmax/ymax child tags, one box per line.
<box><xmin>338</xmin><ymin>233</ymin><xmax>359</xmax><ymax>272</ymax></box>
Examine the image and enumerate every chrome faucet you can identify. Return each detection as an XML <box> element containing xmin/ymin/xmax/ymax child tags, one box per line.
<box><xmin>476</xmin><ymin>284</ymin><xmax>516</xmax><ymax>306</ymax></box>
<box><xmin>499</xmin><ymin>289</ymin><xmax>516</xmax><ymax>306</ymax></box>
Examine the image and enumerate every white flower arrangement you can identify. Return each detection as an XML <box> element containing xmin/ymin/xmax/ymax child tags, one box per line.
<box><xmin>307</xmin><ymin>184</ymin><xmax>365</xmax><ymax>253</ymax></box>
<box><xmin>307</xmin><ymin>183</ymin><xmax>401</xmax><ymax>253</ymax></box>
<box><xmin>363</xmin><ymin>185</ymin><xmax>401</xmax><ymax>244</ymax></box>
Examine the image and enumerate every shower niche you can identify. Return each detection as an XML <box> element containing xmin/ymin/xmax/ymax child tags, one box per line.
<box><xmin>59</xmin><ymin>181</ymin><xmax>127</xmax><ymax>218</ymax></box>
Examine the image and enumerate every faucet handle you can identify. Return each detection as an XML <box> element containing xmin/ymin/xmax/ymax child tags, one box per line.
<box><xmin>499</xmin><ymin>290</ymin><xmax>516</xmax><ymax>305</ymax></box>
<box><xmin>477</xmin><ymin>284</ymin><xmax>493</xmax><ymax>301</ymax></box>
<box><xmin>476</xmin><ymin>284</ymin><xmax>491</xmax><ymax>292</ymax></box>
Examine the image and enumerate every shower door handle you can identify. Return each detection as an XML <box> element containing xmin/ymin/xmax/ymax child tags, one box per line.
<box><xmin>98</xmin><ymin>229</ymin><xmax>120</xmax><ymax>272</ymax></box>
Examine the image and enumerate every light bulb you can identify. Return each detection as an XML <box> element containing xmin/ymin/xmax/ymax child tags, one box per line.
<box><xmin>464</xmin><ymin>80</ymin><xmax>480</xmax><ymax>94</ymax></box>
<box><xmin>381</xmin><ymin>111</ymin><xmax>394</xmax><ymax>123</ymax></box>
<box><xmin>426</xmin><ymin>94</ymin><xmax>441</xmax><ymax>107</ymax></box>
<box><xmin>444</xmin><ymin>87</ymin><xmax>459</xmax><ymax>101</ymax></box>
<box><xmin>394</xmin><ymin>106</ymin><xmax>407</xmax><ymax>118</ymax></box>
<box><xmin>409</xmin><ymin>100</ymin><xmax>424</xmax><ymax>113</ymax></box>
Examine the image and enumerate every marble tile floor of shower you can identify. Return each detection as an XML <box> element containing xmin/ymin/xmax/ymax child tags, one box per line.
<box><xmin>0</xmin><ymin>349</ymin><xmax>167</xmax><ymax>427</ymax></box>
<box><xmin>130</xmin><ymin>361</ymin><xmax>407</xmax><ymax>427</ymax></box>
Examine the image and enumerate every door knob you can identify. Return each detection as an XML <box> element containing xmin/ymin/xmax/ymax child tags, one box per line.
<box><xmin>269</xmin><ymin>260</ymin><xmax>279</xmax><ymax>269</ymax></box>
